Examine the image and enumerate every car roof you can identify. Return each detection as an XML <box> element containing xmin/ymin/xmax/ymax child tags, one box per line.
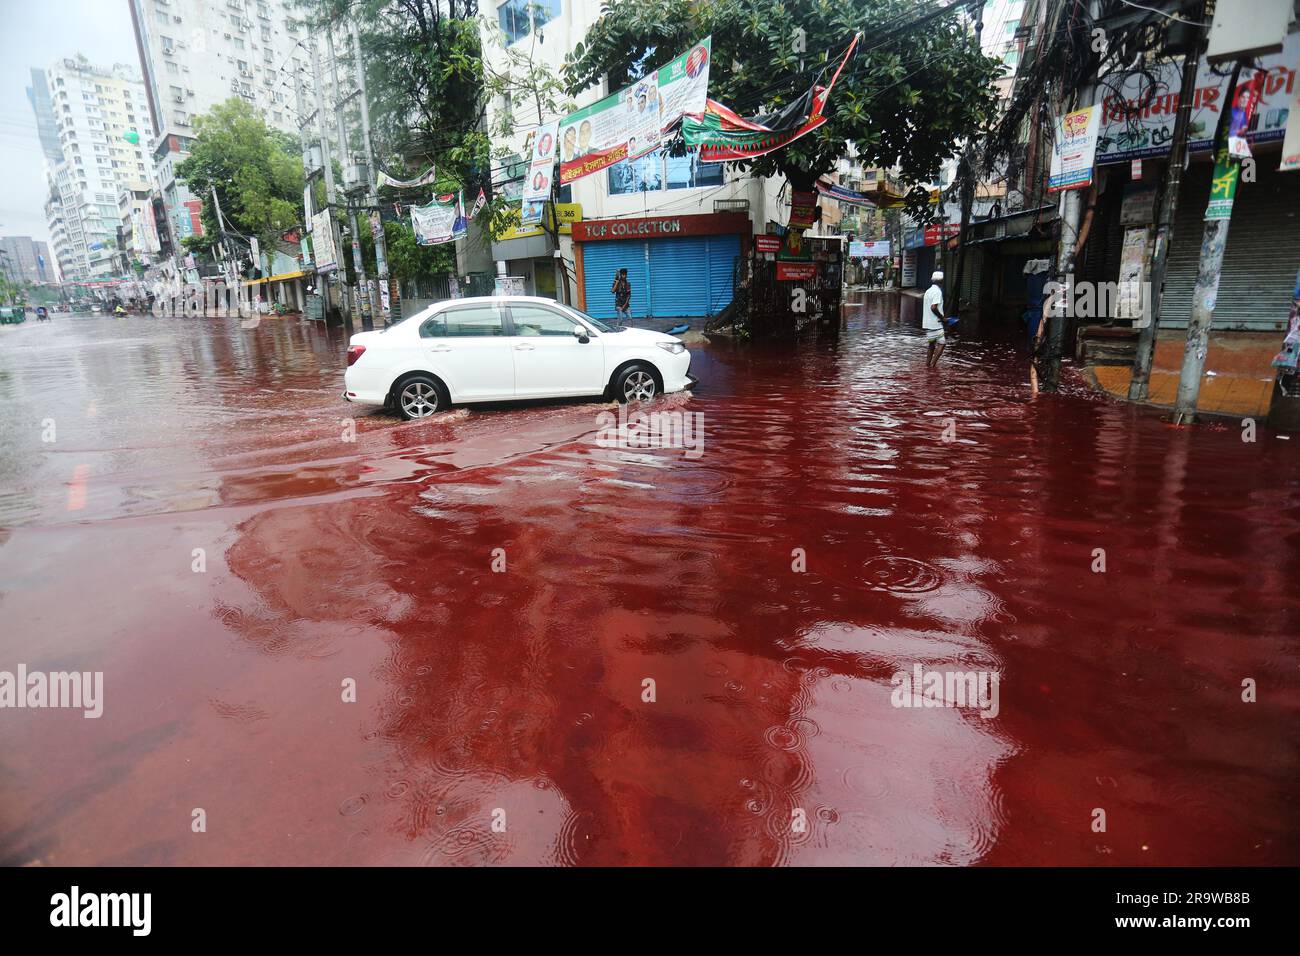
<box><xmin>436</xmin><ymin>295</ymin><xmax>561</xmax><ymax>308</ymax></box>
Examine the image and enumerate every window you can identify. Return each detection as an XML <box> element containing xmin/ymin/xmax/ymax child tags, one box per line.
<box><xmin>232</xmin><ymin>37</ymin><xmax>245</xmax><ymax>49</ymax></box>
<box><xmin>509</xmin><ymin>304</ymin><xmax>579</xmax><ymax>336</ymax></box>
<box><xmin>420</xmin><ymin>304</ymin><xmax>505</xmax><ymax>337</ymax></box>
<box><xmin>166</xmin><ymin>61</ymin><xmax>180</xmax><ymax>74</ymax></box>
<box><xmin>498</xmin><ymin>0</ymin><xmax>559</xmax><ymax>45</ymax></box>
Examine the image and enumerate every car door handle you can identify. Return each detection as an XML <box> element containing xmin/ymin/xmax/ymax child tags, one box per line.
<box><xmin>429</xmin><ymin>345</ymin><xmax>452</xmax><ymax>353</ymax></box>
<box><xmin>514</xmin><ymin>343</ymin><xmax>535</xmax><ymax>351</ymax></box>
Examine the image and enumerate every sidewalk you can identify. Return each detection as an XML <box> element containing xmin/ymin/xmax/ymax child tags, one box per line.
<box><xmin>1089</xmin><ymin>331</ymin><xmax>1278</xmax><ymax>418</ymax></box>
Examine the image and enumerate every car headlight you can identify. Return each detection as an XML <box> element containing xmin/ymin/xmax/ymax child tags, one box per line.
<box><xmin>657</xmin><ymin>341</ymin><xmax>686</xmax><ymax>355</ymax></box>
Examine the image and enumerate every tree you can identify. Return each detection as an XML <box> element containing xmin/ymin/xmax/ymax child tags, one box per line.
<box><xmin>562</xmin><ymin>0</ymin><xmax>1003</xmax><ymax>220</ymax></box>
<box><xmin>298</xmin><ymin>1</ymin><xmax>490</xmax><ymax>190</ymax></box>
<box><xmin>176</xmin><ymin>98</ymin><xmax>304</xmax><ymax>256</ymax></box>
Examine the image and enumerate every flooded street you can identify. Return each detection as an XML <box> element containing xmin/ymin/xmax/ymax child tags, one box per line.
<box><xmin>1</xmin><ymin>297</ymin><xmax>1296</xmax><ymax>866</ymax></box>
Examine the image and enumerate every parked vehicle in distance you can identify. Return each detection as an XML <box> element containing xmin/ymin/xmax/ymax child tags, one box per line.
<box><xmin>0</xmin><ymin>306</ymin><xmax>27</xmax><ymax>325</ymax></box>
<box><xmin>343</xmin><ymin>296</ymin><xmax>695</xmax><ymax>419</ymax></box>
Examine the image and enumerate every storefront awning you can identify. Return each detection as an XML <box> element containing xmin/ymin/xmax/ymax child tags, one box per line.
<box><xmin>242</xmin><ymin>270</ymin><xmax>306</xmax><ymax>287</ymax></box>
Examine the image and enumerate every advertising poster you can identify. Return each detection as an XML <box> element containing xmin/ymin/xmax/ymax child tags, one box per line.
<box><xmin>657</xmin><ymin>38</ymin><xmax>711</xmax><ymax>135</ymax></box>
<box><xmin>410</xmin><ymin>195</ymin><xmax>461</xmax><ymax>246</ymax></box>
<box><xmin>777</xmin><ymin>191</ymin><xmax>816</xmax><ymax>263</ymax></box>
<box><xmin>1204</xmin><ymin>150</ymin><xmax>1239</xmax><ymax>220</ymax></box>
<box><xmin>311</xmin><ymin>210</ymin><xmax>337</xmax><ymax>272</ymax></box>
<box><xmin>851</xmin><ymin>240</ymin><xmax>891</xmax><ymax>257</ymax></box>
<box><xmin>522</xmin><ymin>121</ymin><xmax>560</xmax><ymax>207</ymax></box>
<box><xmin>1049</xmin><ymin>105</ymin><xmax>1101</xmax><ymax>191</ymax></box>
<box><xmin>1096</xmin><ymin>33</ymin><xmax>1299</xmax><ymax>165</ymax></box>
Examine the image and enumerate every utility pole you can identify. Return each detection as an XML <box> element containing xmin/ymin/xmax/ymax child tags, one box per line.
<box><xmin>1129</xmin><ymin>2</ymin><xmax>1206</xmax><ymax>401</ymax></box>
<box><xmin>1172</xmin><ymin>60</ymin><xmax>1245</xmax><ymax>424</ymax></box>
<box><xmin>327</xmin><ymin>26</ymin><xmax>372</xmax><ymax>329</ymax></box>
<box><xmin>310</xmin><ymin>32</ymin><xmax>350</xmax><ymax>324</ymax></box>
<box><xmin>950</xmin><ymin>0</ymin><xmax>985</xmax><ymax>310</ymax></box>
<box><xmin>294</xmin><ymin>67</ymin><xmax>316</xmax><ymax>316</ymax></box>
<box><xmin>349</xmin><ymin>18</ymin><xmax>393</xmax><ymax>326</ymax></box>
<box><xmin>1043</xmin><ymin>73</ymin><xmax>1098</xmax><ymax>392</ymax></box>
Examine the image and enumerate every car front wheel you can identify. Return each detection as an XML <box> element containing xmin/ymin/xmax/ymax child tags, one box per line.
<box><xmin>395</xmin><ymin>375</ymin><xmax>445</xmax><ymax>420</ymax></box>
<box><xmin>615</xmin><ymin>364</ymin><xmax>658</xmax><ymax>403</ymax></box>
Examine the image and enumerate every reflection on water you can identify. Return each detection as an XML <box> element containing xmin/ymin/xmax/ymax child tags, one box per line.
<box><xmin>0</xmin><ymin>301</ymin><xmax>1296</xmax><ymax>866</ymax></box>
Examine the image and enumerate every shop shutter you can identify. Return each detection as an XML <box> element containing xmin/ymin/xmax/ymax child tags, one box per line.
<box><xmin>648</xmin><ymin>236</ymin><xmax>710</xmax><ymax>318</ymax></box>
<box><xmin>582</xmin><ymin>240</ymin><xmax>649</xmax><ymax>320</ymax></box>
<box><xmin>705</xmin><ymin>234</ymin><xmax>741</xmax><ymax>316</ymax></box>
<box><xmin>1161</xmin><ymin>162</ymin><xmax>1300</xmax><ymax>331</ymax></box>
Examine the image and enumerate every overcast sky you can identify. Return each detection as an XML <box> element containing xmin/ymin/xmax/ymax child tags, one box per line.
<box><xmin>0</xmin><ymin>1</ymin><xmax>141</xmax><ymax>245</ymax></box>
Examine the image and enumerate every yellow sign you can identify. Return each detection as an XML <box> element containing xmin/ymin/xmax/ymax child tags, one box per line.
<box><xmin>496</xmin><ymin>203</ymin><xmax>583</xmax><ymax>241</ymax></box>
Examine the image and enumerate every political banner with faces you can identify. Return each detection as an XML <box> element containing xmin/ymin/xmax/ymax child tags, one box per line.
<box><xmin>558</xmin><ymin>37</ymin><xmax>711</xmax><ymax>186</ymax></box>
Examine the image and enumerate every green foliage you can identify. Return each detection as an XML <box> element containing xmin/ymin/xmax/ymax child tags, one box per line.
<box><xmin>297</xmin><ymin>1</ymin><xmax>490</xmax><ymax>191</ymax></box>
<box><xmin>562</xmin><ymin>0</ymin><xmax>1003</xmax><ymax>221</ymax></box>
<box><xmin>176</xmin><ymin>98</ymin><xmax>304</xmax><ymax>253</ymax></box>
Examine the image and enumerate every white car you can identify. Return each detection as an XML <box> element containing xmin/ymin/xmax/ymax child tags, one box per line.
<box><xmin>343</xmin><ymin>296</ymin><xmax>696</xmax><ymax>419</ymax></box>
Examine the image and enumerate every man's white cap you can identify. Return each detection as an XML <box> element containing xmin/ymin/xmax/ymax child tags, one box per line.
<box><xmin>931</xmin><ymin>271</ymin><xmax>944</xmax><ymax>281</ymax></box>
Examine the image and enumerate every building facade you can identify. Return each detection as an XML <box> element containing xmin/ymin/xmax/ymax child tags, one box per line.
<box><xmin>480</xmin><ymin>0</ymin><xmax>797</xmax><ymax>321</ymax></box>
<box><xmin>33</xmin><ymin>56</ymin><xmax>153</xmax><ymax>282</ymax></box>
<box><xmin>128</xmin><ymin>0</ymin><xmax>309</xmax><ymax>265</ymax></box>
<box><xmin>0</xmin><ymin>237</ymin><xmax>54</xmax><ymax>286</ymax></box>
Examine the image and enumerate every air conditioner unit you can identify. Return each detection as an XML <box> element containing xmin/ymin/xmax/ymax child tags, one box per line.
<box><xmin>172</xmin><ymin>93</ymin><xmax>185</xmax><ymax>103</ymax></box>
<box><xmin>223</xmin><ymin>33</ymin><xmax>232</xmax><ymax>40</ymax></box>
<box><xmin>243</xmin><ymin>19</ymin><xmax>252</xmax><ymax>29</ymax></box>
<box><xmin>240</xmin><ymin>69</ymin><xmax>253</xmax><ymax>78</ymax></box>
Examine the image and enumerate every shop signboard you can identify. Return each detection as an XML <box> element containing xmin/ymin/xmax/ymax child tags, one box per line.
<box><xmin>1096</xmin><ymin>33</ymin><xmax>1299</xmax><ymax>165</ymax></box>
<box><xmin>776</xmin><ymin>262</ymin><xmax>817</xmax><ymax>281</ymax></box>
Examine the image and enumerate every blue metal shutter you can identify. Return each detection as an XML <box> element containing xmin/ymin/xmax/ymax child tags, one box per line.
<box><xmin>648</xmin><ymin>236</ymin><xmax>711</xmax><ymax>318</ymax></box>
<box><xmin>705</xmin><ymin>234</ymin><xmax>740</xmax><ymax>316</ymax></box>
<box><xmin>582</xmin><ymin>240</ymin><xmax>648</xmax><ymax>320</ymax></box>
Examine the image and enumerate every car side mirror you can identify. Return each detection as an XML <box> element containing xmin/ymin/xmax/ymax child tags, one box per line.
<box><xmin>573</xmin><ymin>325</ymin><xmax>590</xmax><ymax>343</ymax></box>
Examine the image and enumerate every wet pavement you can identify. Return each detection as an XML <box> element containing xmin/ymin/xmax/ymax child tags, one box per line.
<box><xmin>0</xmin><ymin>298</ymin><xmax>1296</xmax><ymax>866</ymax></box>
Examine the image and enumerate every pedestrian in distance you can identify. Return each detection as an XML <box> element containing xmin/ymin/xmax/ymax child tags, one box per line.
<box><xmin>923</xmin><ymin>270</ymin><xmax>953</xmax><ymax>368</ymax></box>
<box><xmin>612</xmin><ymin>268</ymin><xmax>632</xmax><ymax>324</ymax></box>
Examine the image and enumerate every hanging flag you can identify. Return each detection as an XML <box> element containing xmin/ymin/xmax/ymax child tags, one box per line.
<box><xmin>684</xmin><ymin>33</ymin><xmax>859</xmax><ymax>163</ymax></box>
<box><xmin>376</xmin><ymin>166</ymin><xmax>437</xmax><ymax>190</ymax></box>
<box><xmin>469</xmin><ymin>188</ymin><xmax>487</xmax><ymax>220</ymax></box>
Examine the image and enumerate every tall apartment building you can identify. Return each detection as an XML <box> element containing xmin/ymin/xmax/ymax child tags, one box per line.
<box><xmin>0</xmin><ymin>237</ymin><xmax>55</xmax><ymax>285</ymax></box>
<box><xmin>32</xmin><ymin>57</ymin><xmax>154</xmax><ymax>281</ymax></box>
<box><xmin>128</xmin><ymin>0</ymin><xmax>311</xmax><ymax>260</ymax></box>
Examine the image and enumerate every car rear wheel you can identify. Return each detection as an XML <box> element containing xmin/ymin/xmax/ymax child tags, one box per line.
<box><xmin>615</xmin><ymin>364</ymin><xmax>658</xmax><ymax>403</ymax></box>
<box><xmin>395</xmin><ymin>375</ymin><xmax>445</xmax><ymax>420</ymax></box>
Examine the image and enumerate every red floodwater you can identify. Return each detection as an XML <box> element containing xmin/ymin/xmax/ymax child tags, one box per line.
<box><xmin>0</xmin><ymin>298</ymin><xmax>1296</xmax><ymax>866</ymax></box>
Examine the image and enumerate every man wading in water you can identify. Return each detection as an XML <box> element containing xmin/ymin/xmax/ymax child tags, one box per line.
<box><xmin>923</xmin><ymin>271</ymin><xmax>951</xmax><ymax>367</ymax></box>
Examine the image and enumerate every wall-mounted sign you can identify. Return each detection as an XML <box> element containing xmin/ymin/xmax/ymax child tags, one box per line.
<box><xmin>776</xmin><ymin>262</ymin><xmax>816</xmax><ymax>281</ymax></box>
<box><xmin>1097</xmin><ymin>33</ymin><xmax>1299</xmax><ymax>165</ymax></box>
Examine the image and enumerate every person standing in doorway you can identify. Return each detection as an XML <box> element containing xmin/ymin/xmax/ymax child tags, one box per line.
<box><xmin>923</xmin><ymin>270</ymin><xmax>948</xmax><ymax>367</ymax></box>
<box><xmin>612</xmin><ymin>268</ymin><xmax>632</xmax><ymax>324</ymax></box>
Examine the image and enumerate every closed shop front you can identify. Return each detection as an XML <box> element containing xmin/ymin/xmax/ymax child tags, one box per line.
<box><xmin>574</xmin><ymin>212</ymin><xmax>748</xmax><ymax>321</ymax></box>
<box><xmin>1160</xmin><ymin>159</ymin><xmax>1300</xmax><ymax>332</ymax></box>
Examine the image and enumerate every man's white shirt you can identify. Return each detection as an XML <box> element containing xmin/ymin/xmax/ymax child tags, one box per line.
<box><xmin>922</xmin><ymin>284</ymin><xmax>944</xmax><ymax>330</ymax></box>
